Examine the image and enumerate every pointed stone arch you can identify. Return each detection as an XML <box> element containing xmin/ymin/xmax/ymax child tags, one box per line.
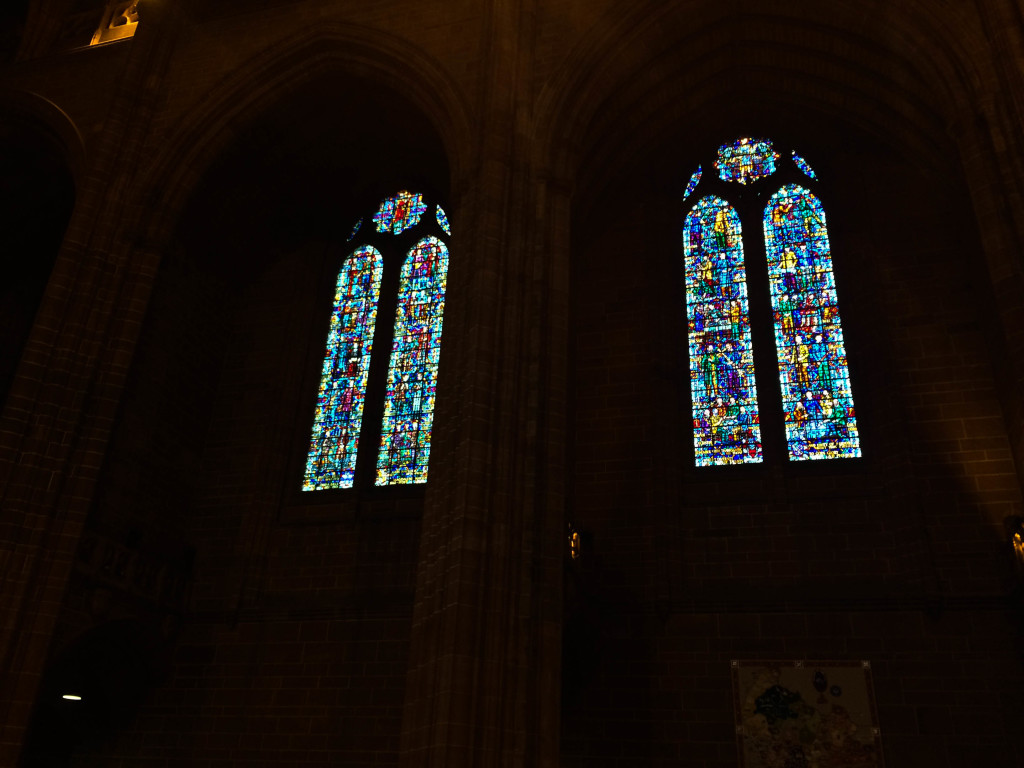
<box><xmin>136</xmin><ymin>23</ymin><xmax>472</xmax><ymax>254</ymax></box>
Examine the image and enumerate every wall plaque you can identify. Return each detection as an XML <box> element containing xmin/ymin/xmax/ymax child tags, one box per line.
<box><xmin>731</xmin><ymin>660</ymin><xmax>884</xmax><ymax>768</ymax></box>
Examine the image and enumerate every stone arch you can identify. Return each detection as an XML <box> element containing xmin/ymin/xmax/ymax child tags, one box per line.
<box><xmin>137</xmin><ymin>23</ymin><xmax>471</xmax><ymax>253</ymax></box>
<box><xmin>537</xmin><ymin>2</ymin><xmax>1024</xmax><ymax>511</ymax></box>
<box><xmin>534</xmin><ymin>0</ymin><xmax>989</xmax><ymax>197</ymax></box>
<box><xmin>555</xmin><ymin>7</ymin><xmax>1004</xmax><ymax>690</ymax></box>
<box><xmin>0</xmin><ymin>88</ymin><xmax>85</xmax><ymax>183</ymax></box>
<box><xmin>84</xmin><ymin>22</ymin><xmax>467</xmax><ymax>614</ymax></box>
<box><xmin>541</xmin><ymin>0</ymin><xmax>1002</xmax><ymax>497</ymax></box>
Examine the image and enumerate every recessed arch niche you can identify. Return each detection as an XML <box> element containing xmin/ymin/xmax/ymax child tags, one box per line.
<box><xmin>92</xmin><ymin>70</ymin><xmax>451</xmax><ymax>565</ymax></box>
<box><xmin>561</xmin><ymin>37</ymin><xmax>994</xmax><ymax>762</ymax></box>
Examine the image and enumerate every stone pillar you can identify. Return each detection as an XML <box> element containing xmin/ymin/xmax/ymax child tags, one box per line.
<box><xmin>958</xmin><ymin>0</ymin><xmax>1024</xmax><ymax>496</ymax></box>
<box><xmin>398</xmin><ymin>0</ymin><xmax>566</xmax><ymax>765</ymax></box>
<box><xmin>958</xmin><ymin>108</ymin><xmax>1024</xmax><ymax>466</ymax></box>
<box><xmin>0</xmin><ymin>1</ymin><xmax>182</xmax><ymax>762</ymax></box>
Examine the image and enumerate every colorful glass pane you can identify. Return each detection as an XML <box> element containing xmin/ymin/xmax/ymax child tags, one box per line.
<box><xmin>376</xmin><ymin>236</ymin><xmax>449</xmax><ymax>485</ymax></box>
<box><xmin>684</xmin><ymin>167</ymin><xmax>702</xmax><ymax>199</ymax></box>
<box><xmin>716</xmin><ymin>137</ymin><xmax>779</xmax><ymax>185</ymax></box>
<box><xmin>684</xmin><ymin>196</ymin><xmax>763</xmax><ymax>466</ymax></box>
<box><xmin>791</xmin><ymin>151</ymin><xmax>817</xmax><ymax>180</ymax></box>
<box><xmin>304</xmin><ymin>246</ymin><xmax>383</xmax><ymax>490</ymax></box>
<box><xmin>347</xmin><ymin>217</ymin><xmax>363</xmax><ymax>241</ymax></box>
<box><xmin>436</xmin><ymin>204</ymin><xmax>451</xmax><ymax>236</ymax></box>
<box><xmin>763</xmin><ymin>185</ymin><xmax>861</xmax><ymax>460</ymax></box>
<box><xmin>373</xmin><ymin>190</ymin><xmax>427</xmax><ymax>235</ymax></box>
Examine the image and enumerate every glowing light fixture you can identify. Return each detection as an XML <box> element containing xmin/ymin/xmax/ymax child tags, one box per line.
<box><xmin>62</xmin><ymin>694</ymin><xmax>82</xmax><ymax>701</ymax></box>
<box><xmin>568</xmin><ymin>524</ymin><xmax>581</xmax><ymax>560</ymax></box>
<box><xmin>1009</xmin><ymin>516</ymin><xmax>1024</xmax><ymax>566</ymax></box>
<box><xmin>91</xmin><ymin>0</ymin><xmax>139</xmax><ymax>45</ymax></box>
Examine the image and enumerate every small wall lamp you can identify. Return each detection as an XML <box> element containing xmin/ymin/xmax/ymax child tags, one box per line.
<box><xmin>1010</xmin><ymin>516</ymin><xmax>1024</xmax><ymax>567</ymax></box>
<box><xmin>568</xmin><ymin>524</ymin><xmax>581</xmax><ymax>560</ymax></box>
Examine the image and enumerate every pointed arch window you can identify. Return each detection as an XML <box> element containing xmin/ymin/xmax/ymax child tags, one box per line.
<box><xmin>303</xmin><ymin>191</ymin><xmax>450</xmax><ymax>491</ymax></box>
<box><xmin>683</xmin><ymin>138</ymin><xmax>861</xmax><ymax>465</ymax></box>
<box><xmin>684</xmin><ymin>196</ymin><xmax>763</xmax><ymax>465</ymax></box>
<box><xmin>376</xmin><ymin>236</ymin><xmax>449</xmax><ymax>485</ymax></box>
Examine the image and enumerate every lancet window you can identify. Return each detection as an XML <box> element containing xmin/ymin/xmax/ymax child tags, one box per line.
<box><xmin>304</xmin><ymin>191</ymin><xmax>450</xmax><ymax>490</ymax></box>
<box><xmin>683</xmin><ymin>138</ymin><xmax>861</xmax><ymax>465</ymax></box>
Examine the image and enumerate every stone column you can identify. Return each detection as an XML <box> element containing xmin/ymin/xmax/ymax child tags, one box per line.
<box><xmin>398</xmin><ymin>0</ymin><xmax>566</xmax><ymax>765</ymax></box>
<box><xmin>958</xmin><ymin>0</ymin><xmax>1024</xmax><ymax>494</ymax></box>
<box><xmin>0</xmin><ymin>1</ymin><xmax>182</xmax><ymax>762</ymax></box>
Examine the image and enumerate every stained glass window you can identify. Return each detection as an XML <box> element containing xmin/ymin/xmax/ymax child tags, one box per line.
<box><xmin>305</xmin><ymin>189</ymin><xmax>450</xmax><ymax>492</ymax></box>
<box><xmin>436</xmin><ymin>204</ymin><xmax>451</xmax><ymax>236</ymax></box>
<box><xmin>791</xmin><ymin>151</ymin><xmax>817</xmax><ymax>180</ymax></box>
<box><xmin>376</xmin><ymin>236</ymin><xmax>449</xmax><ymax>484</ymax></box>
<box><xmin>716</xmin><ymin>137</ymin><xmax>779</xmax><ymax>185</ymax></box>
<box><xmin>373</xmin><ymin>190</ymin><xmax>428</xmax><ymax>235</ymax></box>
<box><xmin>763</xmin><ymin>185</ymin><xmax>860</xmax><ymax>460</ymax></box>
<box><xmin>684</xmin><ymin>196</ymin><xmax>763</xmax><ymax>465</ymax></box>
<box><xmin>684</xmin><ymin>167</ymin><xmax>702</xmax><ymax>199</ymax></box>
<box><xmin>304</xmin><ymin>246</ymin><xmax>383</xmax><ymax>490</ymax></box>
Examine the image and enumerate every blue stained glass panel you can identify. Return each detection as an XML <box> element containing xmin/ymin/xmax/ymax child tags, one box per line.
<box><xmin>764</xmin><ymin>185</ymin><xmax>861</xmax><ymax>460</ymax></box>
<box><xmin>347</xmin><ymin>217</ymin><xmax>363</xmax><ymax>241</ymax></box>
<box><xmin>684</xmin><ymin>196</ymin><xmax>763</xmax><ymax>465</ymax></box>
<box><xmin>436</xmin><ymin>204</ymin><xmax>451</xmax><ymax>235</ymax></box>
<box><xmin>716</xmin><ymin>137</ymin><xmax>779</xmax><ymax>185</ymax></box>
<box><xmin>304</xmin><ymin>246</ymin><xmax>383</xmax><ymax>490</ymax></box>
<box><xmin>376</xmin><ymin>236</ymin><xmax>449</xmax><ymax>485</ymax></box>
<box><xmin>791</xmin><ymin>151</ymin><xmax>818</xmax><ymax>180</ymax></box>
<box><xmin>684</xmin><ymin>167</ymin><xmax>702</xmax><ymax>199</ymax></box>
<box><xmin>374</xmin><ymin>190</ymin><xmax>427</xmax><ymax>235</ymax></box>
